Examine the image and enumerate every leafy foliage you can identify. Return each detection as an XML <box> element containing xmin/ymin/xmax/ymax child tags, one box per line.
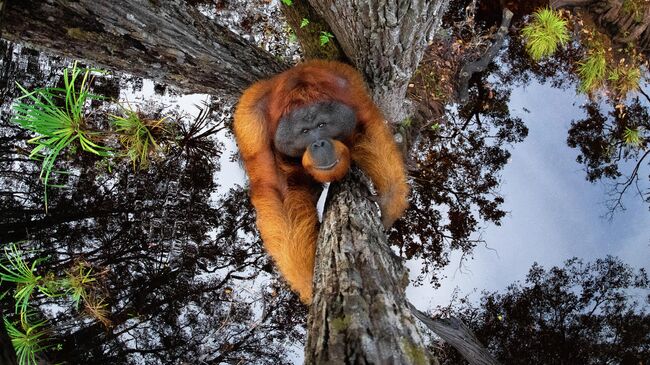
<box><xmin>4</xmin><ymin>315</ymin><xmax>52</xmax><ymax>365</ymax></box>
<box><xmin>435</xmin><ymin>257</ymin><xmax>650</xmax><ymax>364</ymax></box>
<box><xmin>567</xmin><ymin>99</ymin><xmax>649</xmax><ymax>213</ymax></box>
<box><xmin>319</xmin><ymin>31</ymin><xmax>334</xmax><ymax>46</ymax></box>
<box><xmin>0</xmin><ymin>50</ymin><xmax>304</xmax><ymax>362</ymax></box>
<box><xmin>11</xmin><ymin>62</ymin><xmax>110</xmax><ymax>210</ymax></box>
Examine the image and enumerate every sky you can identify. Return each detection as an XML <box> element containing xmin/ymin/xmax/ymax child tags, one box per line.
<box><xmin>127</xmin><ymin>77</ymin><xmax>649</xmax><ymax>364</ymax></box>
<box><xmin>407</xmin><ymin>82</ymin><xmax>650</xmax><ymax>311</ymax></box>
<box><xmin>130</xmin><ymin>74</ymin><xmax>650</xmax><ymax>322</ymax></box>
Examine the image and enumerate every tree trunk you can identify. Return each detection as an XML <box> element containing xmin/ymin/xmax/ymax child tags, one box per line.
<box><xmin>307</xmin><ymin>0</ymin><xmax>449</xmax><ymax>123</ymax></box>
<box><xmin>305</xmin><ymin>169</ymin><xmax>434</xmax><ymax>364</ymax></box>
<box><xmin>302</xmin><ymin>1</ymin><xmax>450</xmax><ymax>363</ymax></box>
<box><xmin>0</xmin><ymin>0</ymin><xmax>286</xmax><ymax>95</ymax></box>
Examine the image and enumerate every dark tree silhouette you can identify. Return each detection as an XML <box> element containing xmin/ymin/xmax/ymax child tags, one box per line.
<box><xmin>435</xmin><ymin>256</ymin><xmax>650</xmax><ymax>365</ymax></box>
<box><xmin>567</xmin><ymin>99</ymin><xmax>650</xmax><ymax>215</ymax></box>
<box><xmin>0</xmin><ymin>44</ymin><xmax>305</xmax><ymax>364</ymax></box>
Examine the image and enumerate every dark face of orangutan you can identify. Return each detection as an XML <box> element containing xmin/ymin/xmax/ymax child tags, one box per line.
<box><xmin>274</xmin><ymin>101</ymin><xmax>356</xmax><ymax>182</ymax></box>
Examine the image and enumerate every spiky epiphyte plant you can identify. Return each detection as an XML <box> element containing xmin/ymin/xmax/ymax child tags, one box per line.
<box><xmin>0</xmin><ymin>244</ymin><xmax>48</xmax><ymax>314</ymax></box>
<box><xmin>60</xmin><ymin>261</ymin><xmax>96</xmax><ymax>308</ymax></box>
<box><xmin>521</xmin><ymin>8</ymin><xmax>570</xmax><ymax>60</ymax></box>
<box><xmin>113</xmin><ymin>110</ymin><xmax>166</xmax><ymax>169</ymax></box>
<box><xmin>623</xmin><ymin>127</ymin><xmax>644</xmax><ymax>147</ymax></box>
<box><xmin>112</xmin><ymin>109</ymin><xmax>166</xmax><ymax>170</ymax></box>
<box><xmin>83</xmin><ymin>293</ymin><xmax>112</xmax><ymax>328</ymax></box>
<box><xmin>4</xmin><ymin>315</ymin><xmax>52</xmax><ymax>365</ymax></box>
<box><xmin>578</xmin><ymin>50</ymin><xmax>607</xmax><ymax>93</ymax></box>
<box><xmin>12</xmin><ymin>61</ymin><xmax>111</xmax><ymax>210</ymax></box>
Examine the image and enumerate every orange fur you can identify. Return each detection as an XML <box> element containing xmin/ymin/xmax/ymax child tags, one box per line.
<box><xmin>302</xmin><ymin>140</ymin><xmax>351</xmax><ymax>183</ymax></box>
<box><xmin>233</xmin><ymin>60</ymin><xmax>409</xmax><ymax>303</ymax></box>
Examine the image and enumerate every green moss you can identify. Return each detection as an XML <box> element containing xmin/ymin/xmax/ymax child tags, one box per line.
<box><xmin>401</xmin><ymin>339</ymin><xmax>429</xmax><ymax>365</ymax></box>
<box><xmin>330</xmin><ymin>316</ymin><xmax>351</xmax><ymax>332</ymax></box>
<box><xmin>66</xmin><ymin>27</ymin><xmax>95</xmax><ymax>42</ymax></box>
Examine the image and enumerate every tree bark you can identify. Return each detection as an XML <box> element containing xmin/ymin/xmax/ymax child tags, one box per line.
<box><xmin>305</xmin><ymin>169</ymin><xmax>434</xmax><ymax>364</ymax></box>
<box><xmin>0</xmin><ymin>0</ymin><xmax>286</xmax><ymax>95</ymax></box>
<box><xmin>307</xmin><ymin>0</ymin><xmax>449</xmax><ymax>124</ymax></box>
<box><xmin>280</xmin><ymin>0</ymin><xmax>346</xmax><ymax>61</ymax></box>
<box><xmin>409</xmin><ymin>304</ymin><xmax>501</xmax><ymax>365</ymax></box>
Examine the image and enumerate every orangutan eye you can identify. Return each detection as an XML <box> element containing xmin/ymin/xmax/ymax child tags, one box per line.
<box><xmin>317</xmin><ymin>123</ymin><xmax>325</xmax><ymax>128</ymax></box>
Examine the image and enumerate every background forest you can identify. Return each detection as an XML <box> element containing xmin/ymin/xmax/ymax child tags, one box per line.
<box><xmin>0</xmin><ymin>0</ymin><xmax>648</xmax><ymax>364</ymax></box>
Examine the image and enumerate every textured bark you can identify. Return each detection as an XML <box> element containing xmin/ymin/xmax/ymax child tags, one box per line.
<box><xmin>1</xmin><ymin>0</ymin><xmax>286</xmax><ymax>95</ymax></box>
<box><xmin>305</xmin><ymin>169</ymin><xmax>433</xmax><ymax>365</ymax></box>
<box><xmin>308</xmin><ymin>0</ymin><xmax>449</xmax><ymax>123</ymax></box>
<box><xmin>409</xmin><ymin>304</ymin><xmax>501</xmax><ymax>365</ymax></box>
<box><xmin>280</xmin><ymin>0</ymin><xmax>346</xmax><ymax>61</ymax></box>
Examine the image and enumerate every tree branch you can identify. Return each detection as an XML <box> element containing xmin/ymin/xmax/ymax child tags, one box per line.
<box><xmin>458</xmin><ymin>8</ymin><xmax>513</xmax><ymax>104</ymax></box>
<box><xmin>408</xmin><ymin>302</ymin><xmax>502</xmax><ymax>365</ymax></box>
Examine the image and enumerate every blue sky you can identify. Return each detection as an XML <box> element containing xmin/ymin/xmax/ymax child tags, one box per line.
<box><xmin>149</xmin><ymin>75</ymin><xmax>649</xmax><ymax>317</ymax></box>
<box><xmin>408</xmin><ymin>82</ymin><xmax>650</xmax><ymax>310</ymax></box>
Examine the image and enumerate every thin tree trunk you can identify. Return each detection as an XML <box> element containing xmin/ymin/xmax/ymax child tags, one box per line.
<box><xmin>458</xmin><ymin>8</ymin><xmax>513</xmax><ymax>104</ymax></box>
<box><xmin>0</xmin><ymin>0</ymin><xmax>285</xmax><ymax>95</ymax></box>
<box><xmin>306</xmin><ymin>169</ymin><xmax>434</xmax><ymax>364</ymax></box>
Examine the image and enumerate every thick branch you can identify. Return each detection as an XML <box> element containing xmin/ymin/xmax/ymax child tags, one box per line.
<box><xmin>306</xmin><ymin>169</ymin><xmax>432</xmax><ymax>364</ymax></box>
<box><xmin>308</xmin><ymin>0</ymin><xmax>449</xmax><ymax>123</ymax></box>
<box><xmin>457</xmin><ymin>8</ymin><xmax>513</xmax><ymax>104</ymax></box>
<box><xmin>1</xmin><ymin>0</ymin><xmax>286</xmax><ymax>95</ymax></box>
<box><xmin>408</xmin><ymin>303</ymin><xmax>502</xmax><ymax>365</ymax></box>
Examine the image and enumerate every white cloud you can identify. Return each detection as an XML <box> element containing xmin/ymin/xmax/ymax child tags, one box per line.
<box><xmin>408</xmin><ymin>83</ymin><xmax>650</xmax><ymax>310</ymax></box>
